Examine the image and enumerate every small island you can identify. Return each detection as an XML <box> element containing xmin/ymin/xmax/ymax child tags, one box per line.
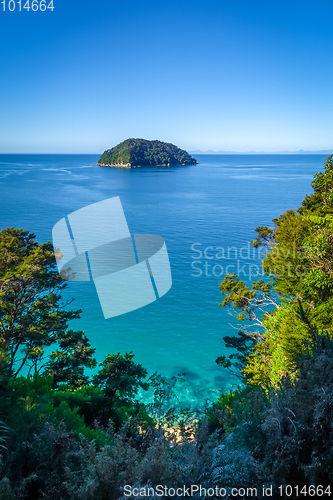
<box><xmin>97</xmin><ymin>138</ymin><xmax>198</xmax><ymax>168</ymax></box>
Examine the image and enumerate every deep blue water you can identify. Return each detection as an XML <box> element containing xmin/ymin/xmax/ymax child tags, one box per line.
<box><xmin>0</xmin><ymin>154</ymin><xmax>327</xmax><ymax>404</ymax></box>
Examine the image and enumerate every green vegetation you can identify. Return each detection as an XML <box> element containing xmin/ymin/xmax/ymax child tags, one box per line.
<box><xmin>1</xmin><ymin>157</ymin><xmax>333</xmax><ymax>498</ymax></box>
<box><xmin>97</xmin><ymin>138</ymin><xmax>198</xmax><ymax>167</ymax></box>
<box><xmin>218</xmin><ymin>155</ymin><xmax>333</xmax><ymax>389</ymax></box>
<box><xmin>0</xmin><ymin>228</ymin><xmax>96</xmax><ymax>386</ymax></box>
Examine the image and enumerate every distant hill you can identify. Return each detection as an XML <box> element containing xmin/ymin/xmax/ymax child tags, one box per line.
<box><xmin>98</xmin><ymin>139</ymin><xmax>198</xmax><ymax>167</ymax></box>
<box><xmin>190</xmin><ymin>149</ymin><xmax>333</xmax><ymax>155</ymax></box>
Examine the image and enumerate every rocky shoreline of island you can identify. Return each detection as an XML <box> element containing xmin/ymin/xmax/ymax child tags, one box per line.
<box><xmin>95</xmin><ymin>162</ymin><xmax>133</xmax><ymax>168</ymax></box>
<box><xmin>96</xmin><ymin>162</ymin><xmax>192</xmax><ymax>168</ymax></box>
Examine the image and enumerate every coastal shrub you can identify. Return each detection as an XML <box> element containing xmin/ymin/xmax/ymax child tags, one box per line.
<box><xmin>0</xmin><ymin>418</ymin><xmax>220</xmax><ymax>500</ymax></box>
<box><xmin>256</xmin><ymin>334</ymin><xmax>333</xmax><ymax>489</ymax></box>
<box><xmin>0</xmin><ymin>422</ymin><xmax>93</xmax><ymax>500</ymax></box>
<box><xmin>206</xmin><ymin>385</ymin><xmax>267</xmax><ymax>435</ymax></box>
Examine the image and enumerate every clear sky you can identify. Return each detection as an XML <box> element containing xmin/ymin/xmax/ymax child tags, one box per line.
<box><xmin>0</xmin><ymin>0</ymin><xmax>333</xmax><ymax>153</ymax></box>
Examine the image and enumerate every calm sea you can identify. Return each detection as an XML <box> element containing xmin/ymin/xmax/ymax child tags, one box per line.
<box><xmin>0</xmin><ymin>154</ymin><xmax>327</xmax><ymax>404</ymax></box>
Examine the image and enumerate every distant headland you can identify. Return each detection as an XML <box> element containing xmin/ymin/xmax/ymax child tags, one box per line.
<box><xmin>97</xmin><ymin>139</ymin><xmax>198</xmax><ymax>168</ymax></box>
<box><xmin>190</xmin><ymin>149</ymin><xmax>333</xmax><ymax>155</ymax></box>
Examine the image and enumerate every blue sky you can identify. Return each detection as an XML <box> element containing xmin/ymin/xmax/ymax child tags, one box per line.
<box><xmin>0</xmin><ymin>0</ymin><xmax>333</xmax><ymax>153</ymax></box>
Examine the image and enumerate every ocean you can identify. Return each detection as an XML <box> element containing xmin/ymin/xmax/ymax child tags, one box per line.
<box><xmin>0</xmin><ymin>153</ymin><xmax>327</xmax><ymax>404</ymax></box>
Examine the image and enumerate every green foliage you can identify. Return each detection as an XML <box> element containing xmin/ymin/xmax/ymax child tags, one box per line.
<box><xmin>92</xmin><ymin>352</ymin><xmax>152</xmax><ymax>430</ymax></box>
<box><xmin>251</xmin><ymin>225</ymin><xmax>275</xmax><ymax>248</ymax></box>
<box><xmin>44</xmin><ymin>329</ymin><xmax>96</xmax><ymax>388</ymax></box>
<box><xmin>300</xmin><ymin>154</ymin><xmax>333</xmax><ymax>215</ymax></box>
<box><xmin>0</xmin><ymin>228</ymin><xmax>96</xmax><ymax>384</ymax></box>
<box><xmin>0</xmin><ymin>418</ymin><xmax>217</xmax><ymax>500</ymax></box>
<box><xmin>243</xmin><ymin>303</ymin><xmax>310</xmax><ymax>388</ymax></box>
<box><xmin>0</xmin><ymin>374</ymin><xmax>103</xmax><ymax>442</ymax></box>
<box><xmin>219</xmin><ymin>273</ymin><xmax>277</xmax><ymax>324</ymax></box>
<box><xmin>207</xmin><ymin>325</ymin><xmax>333</xmax><ymax>493</ymax></box>
<box><xmin>215</xmin><ymin>330</ymin><xmax>256</xmax><ymax>378</ymax></box>
<box><xmin>206</xmin><ymin>385</ymin><xmax>267</xmax><ymax>435</ymax></box>
<box><xmin>303</xmin><ymin>228</ymin><xmax>333</xmax><ymax>293</ymax></box>
<box><xmin>0</xmin><ymin>226</ymin><xmax>217</xmax><ymax>497</ymax></box>
<box><xmin>93</xmin><ymin>352</ymin><xmax>148</xmax><ymax>402</ymax></box>
<box><xmin>218</xmin><ymin>156</ymin><xmax>333</xmax><ymax>389</ymax></box>
<box><xmin>255</xmin><ymin>330</ymin><xmax>333</xmax><ymax>487</ymax></box>
<box><xmin>217</xmin><ymin>273</ymin><xmax>280</xmax><ymax>381</ymax></box>
<box><xmin>98</xmin><ymin>138</ymin><xmax>198</xmax><ymax>167</ymax></box>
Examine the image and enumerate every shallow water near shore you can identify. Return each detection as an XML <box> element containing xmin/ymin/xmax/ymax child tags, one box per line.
<box><xmin>0</xmin><ymin>153</ymin><xmax>327</xmax><ymax>405</ymax></box>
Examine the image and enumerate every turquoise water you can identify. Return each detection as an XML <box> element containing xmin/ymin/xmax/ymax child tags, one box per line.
<box><xmin>0</xmin><ymin>154</ymin><xmax>327</xmax><ymax>403</ymax></box>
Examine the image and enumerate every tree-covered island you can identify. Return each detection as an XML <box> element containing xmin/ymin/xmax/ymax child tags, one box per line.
<box><xmin>97</xmin><ymin>138</ymin><xmax>198</xmax><ymax>168</ymax></box>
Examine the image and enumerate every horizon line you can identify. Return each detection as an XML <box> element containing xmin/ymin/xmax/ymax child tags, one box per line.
<box><xmin>189</xmin><ymin>149</ymin><xmax>333</xmax><ymax>155</ymax></box>
<box><xmin>0</xmin><ymin>149</ymin><xmax>332</xmax><ymax>155</ymax></box>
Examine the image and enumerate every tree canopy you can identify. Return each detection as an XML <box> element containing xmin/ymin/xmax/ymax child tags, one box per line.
<box><xmin>0</xmin><ymin>228</ymin><xmax>96</xmax><ymax>386</ymax></box>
